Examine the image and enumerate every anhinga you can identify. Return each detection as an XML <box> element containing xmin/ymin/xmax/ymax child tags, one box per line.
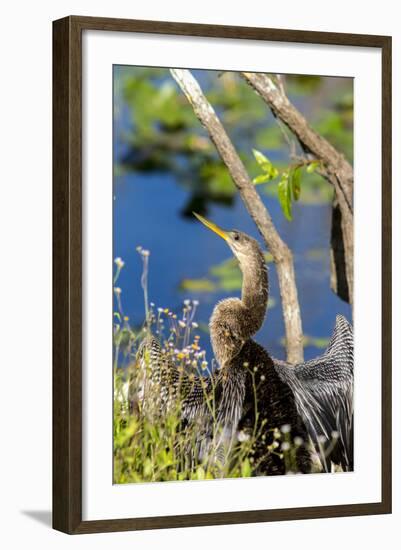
<box><xmin>137</xmin><ymin>213</ymin><xmax>353</xmax><ymax>475</ymax></box>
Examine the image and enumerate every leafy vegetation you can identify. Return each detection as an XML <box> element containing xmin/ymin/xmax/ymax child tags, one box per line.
<box><xmin>115</xmin><ymin>68</ymin><xmax>352</xmax><ymax>217</ymax></box>
<box><xmin>252</xmin><ymin>148</ymin><xmax>324</xmax><ymax>220</ymax></box>
<box><xmin>114</xmin><ymin>366</ymin><xmax>262</xmax><ymax>482</ymax></box>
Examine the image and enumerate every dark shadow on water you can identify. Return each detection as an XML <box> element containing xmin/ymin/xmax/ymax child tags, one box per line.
<box><xmin>21</xmin><ymin>510</ymin><xmax>52</xmax><ymax>528</ymax></box>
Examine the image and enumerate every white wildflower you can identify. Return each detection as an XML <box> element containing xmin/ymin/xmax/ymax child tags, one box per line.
<box><xmin>237</xmin><ymin>430</ymin><xmax>250</xmax><ymax>442</ymax></box>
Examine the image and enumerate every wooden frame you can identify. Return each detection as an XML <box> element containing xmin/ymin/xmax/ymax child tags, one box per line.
<box><xmin>53</xmin><ymin>15</ymin><xmax>392</xmax><ymax>534</ymax></box>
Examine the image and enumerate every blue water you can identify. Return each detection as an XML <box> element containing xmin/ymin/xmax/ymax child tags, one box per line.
<box><xmin>113</xmin><ymin>70</ymin><xmax>352</xmax><ymax>363</ymax></box>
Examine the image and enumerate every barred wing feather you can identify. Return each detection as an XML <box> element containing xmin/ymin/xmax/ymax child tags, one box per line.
<box><xmin>136</xmin><ymin>335</ymin><xmax>210</xmax><ymax>420</ymax></box>
<box><xmin>275</xmin><ymin>315</ymin><xmax>353</xmax><ymax>471</ymax></box>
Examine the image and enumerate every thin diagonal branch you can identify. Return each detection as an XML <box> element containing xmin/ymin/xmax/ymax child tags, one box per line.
<box><xmin>171</xmin><ymin>68</ymin><xmax>304</xmax><ymax>364</ymax></box>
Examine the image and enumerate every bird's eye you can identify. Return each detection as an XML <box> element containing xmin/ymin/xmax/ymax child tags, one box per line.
<box><xmin>233</xmin><ymin>233</ymin><xmax>240</xmax><ymax>241</ymax></box>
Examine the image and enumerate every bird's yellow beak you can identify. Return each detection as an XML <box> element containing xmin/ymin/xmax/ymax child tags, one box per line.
<box><xmin>193</xmin><ymin>212</ymin><xmax>229</xmax><ymax>241</ymax></box>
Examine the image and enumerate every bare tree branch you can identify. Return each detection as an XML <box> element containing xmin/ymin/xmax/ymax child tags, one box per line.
<box><xmin>241</xmin><ymin>72</ymin><xmax>354</xmax><ymax>306</ymax></box>
<box><xmin>171</xmin><ymin>68</ymin><xmax>304</xmax><ymax>364</ymax></box>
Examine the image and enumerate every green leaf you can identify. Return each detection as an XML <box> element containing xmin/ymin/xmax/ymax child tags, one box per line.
<box><xmin>291</xmin><ymin>166</ymin><xmax>301</xmax><ymax>201</ymax></box>
<box><xmin>253</xmin><ymin>148</ymin><xmax>270</xmax><ymax>169</ymax></box>
<box><xmin>252</xmin><ymin>149</ymin><xmax>279</xmax><ymax>184</ymax></box>
<box><xmin>252</xmin><ymin>148</ymin><xmax>274</xmax><ymax>174</ymax></box>
<box><xmin>241</xmin><ymin>458</ymin><xmax>252</xmax><ymax>478</ymax></box>
<box><xmin>270</xmin><ymin>166</ymin><xmax>279</xmax><ymax>179</ymax></box>
<box><xmin>252</xmin><ymin>173</ymin><xmax>271</xmax><ymax>185</ymax></box>
<box><xmin>196</xmin><ymin>466</ymin><xmax>205</xmax><ymax>480</ymax></box>
<box><xmin>143</xmin><ymin>458</ymin><xmax>153</xmax><ymax>478</ymax></box>
<box><xmin>278</xmin><ymin>173</ymin><xmax>292</xmax><ymax>221</ymax></box>
<box><xmin>306</xmin><ymin>160</ymin><xmax>320</xmax><ymax>173</ymax></box>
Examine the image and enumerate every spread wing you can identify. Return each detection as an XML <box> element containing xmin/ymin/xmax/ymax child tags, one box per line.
<box><xmin>136</xmin><ymin>335</ymin><xmax>211</xmax><ymax>420</ymax></box>
<box><xmin>275</xmin><ymin>315</ymin><xmax>353</xmax><ymax>471</ymax></box>
<box><xmin>135</xmin><ymin>335</ymin><xmax>246</xmax><ymax>467</ymax></box>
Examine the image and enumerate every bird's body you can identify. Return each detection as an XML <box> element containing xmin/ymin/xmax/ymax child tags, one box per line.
<box><xmin>135</xmin><ymin>213</ymin><xmax>354</xmax><ymax>475</ymax></box>
<box><xmin>205</xmin><ymin>223</ymin><xmax>311</xmax><ymax>473</ymax></box>
<box><xmin>226</xmin><ymin>339</ymin><xmax>312</xmax><ymax>474</ymax></box>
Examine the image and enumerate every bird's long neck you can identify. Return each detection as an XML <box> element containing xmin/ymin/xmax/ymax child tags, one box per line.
<box><xmin>239</xmin><ymin>249</ymin><xmax>269</xmax><ymax>334</ymax></box>
<box><xmin>209</xmin><ymin>246</ymin><xmax>268</xmax><ymax>367</ymax></box>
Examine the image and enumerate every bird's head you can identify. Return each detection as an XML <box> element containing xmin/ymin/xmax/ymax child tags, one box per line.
<box><xmin>193</xmin><ymin>212</ymin><xmax>263</xmax><ymax>267</ymax></box>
